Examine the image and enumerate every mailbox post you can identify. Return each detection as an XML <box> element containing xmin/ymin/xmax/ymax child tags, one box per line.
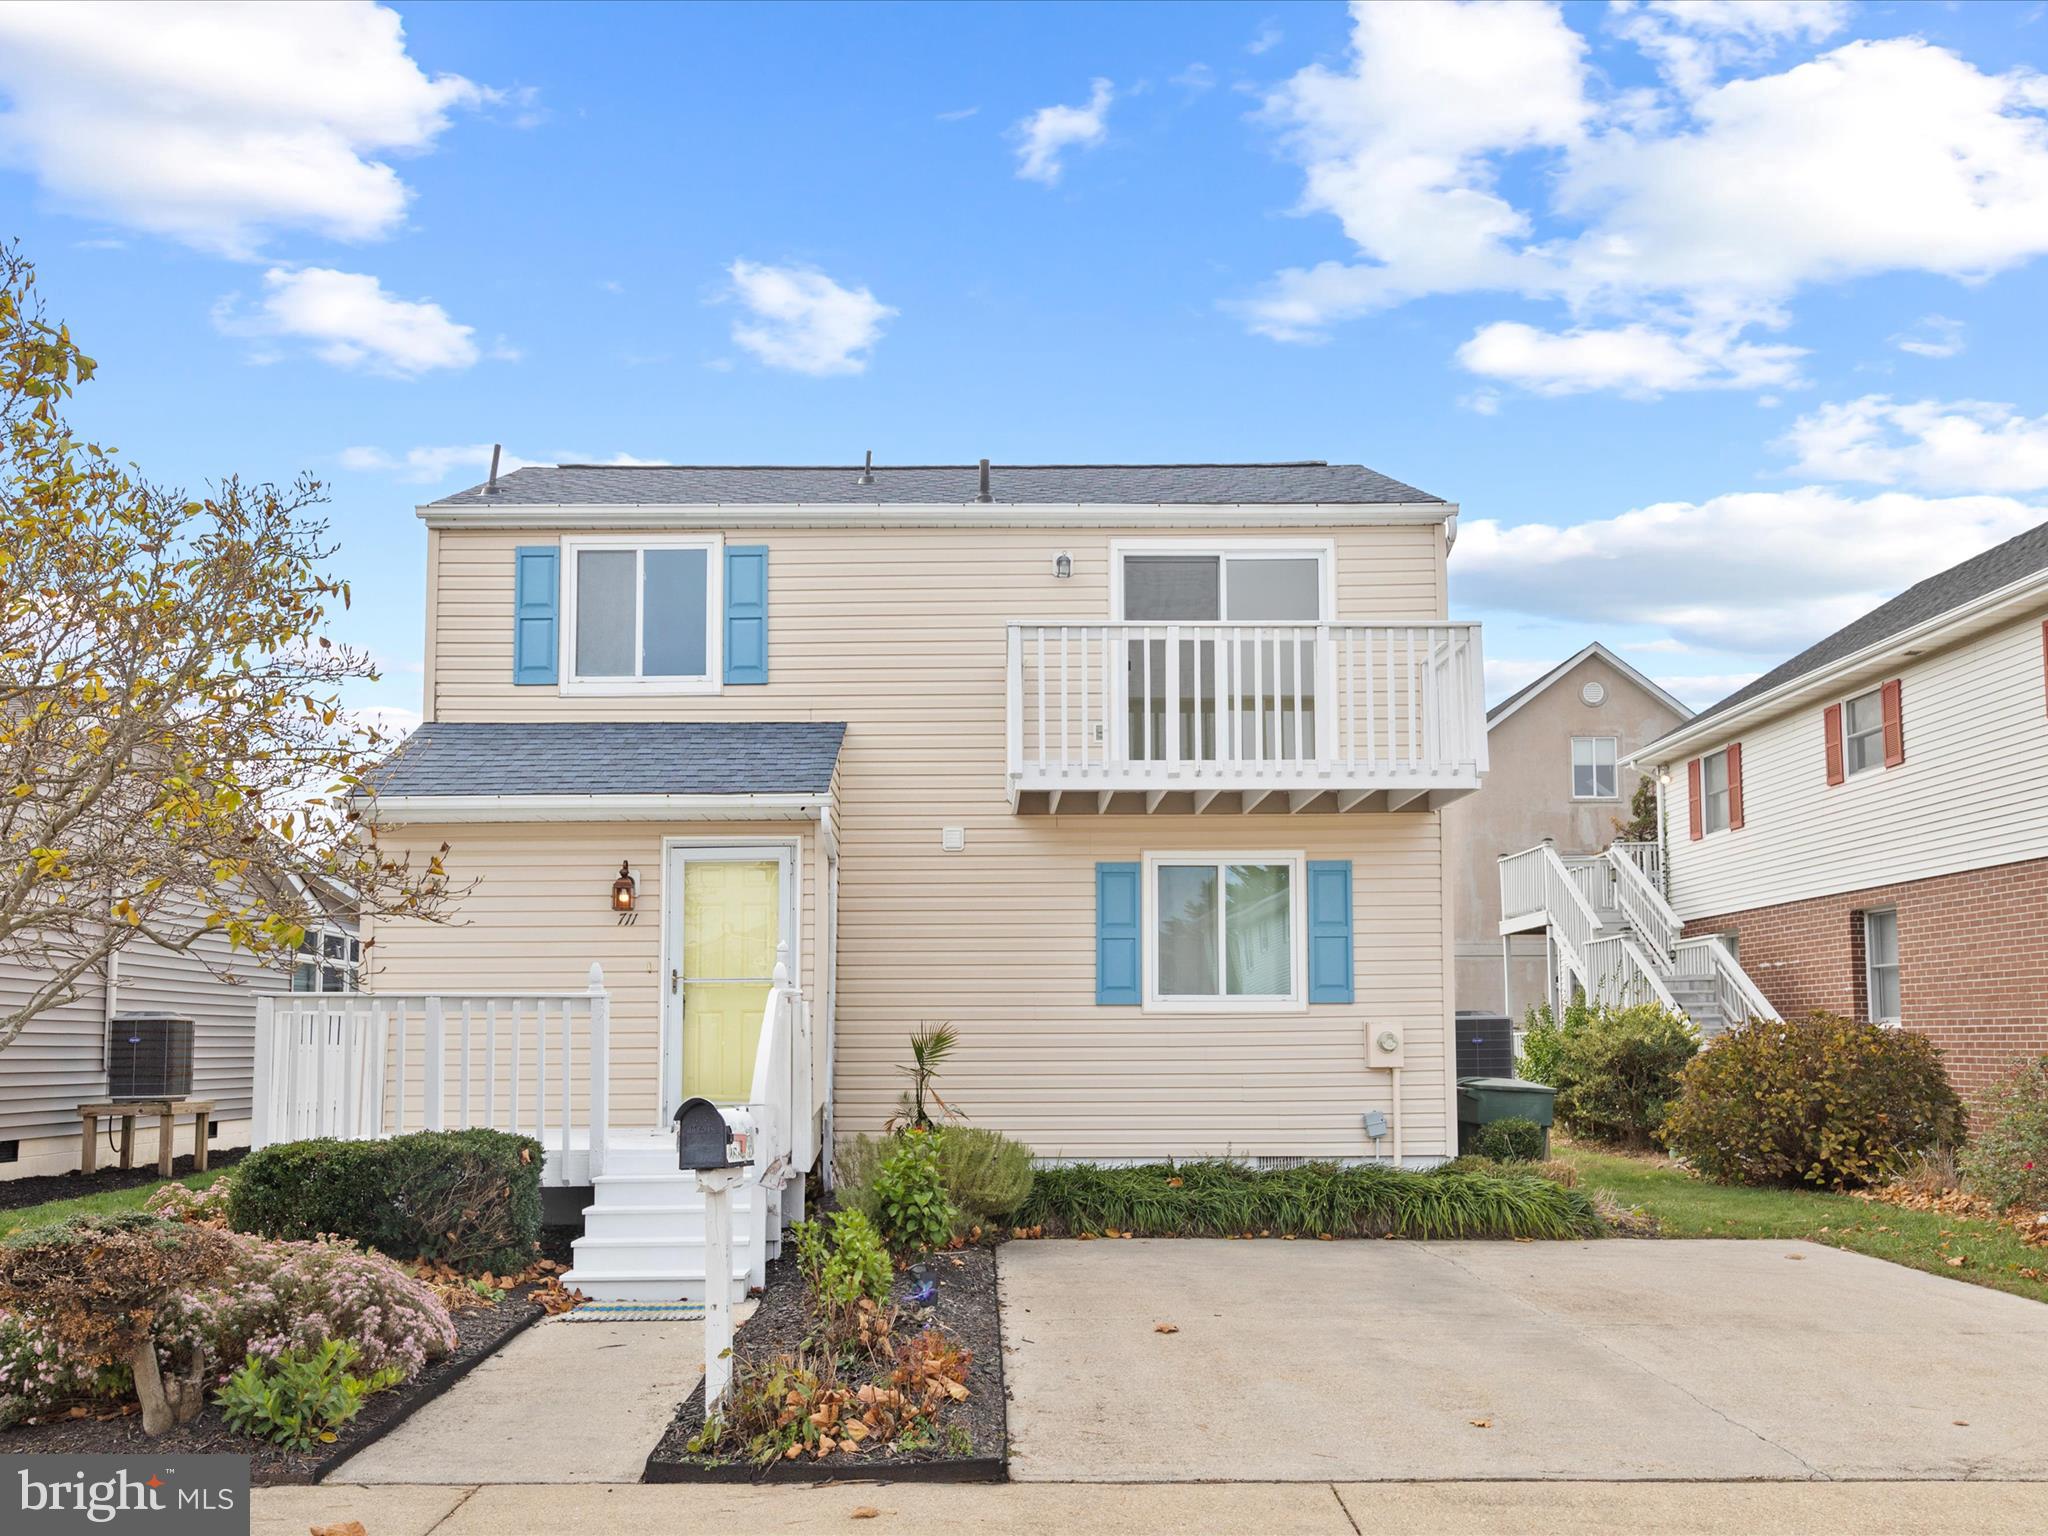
<box><xmin>674</xmin><ymin>1097</ymin><xmax>754</xmax><ymax>1414</ymax></box>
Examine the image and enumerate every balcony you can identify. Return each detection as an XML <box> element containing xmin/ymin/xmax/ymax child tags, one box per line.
<box><xmin>1005</xmin><ymin>620</ymin><xmax>1487</xmax><ymax>814</ymax></box>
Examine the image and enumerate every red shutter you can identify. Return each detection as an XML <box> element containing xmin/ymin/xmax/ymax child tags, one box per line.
<box><xmin>1823</xmin><ymin>703</ymin><xmax>1845</xmax><ymax>785</ymax></box>
<box><xmin>2040</xmin><ymin>620</ymin><xmax>2046</xmax><ymax>715</ymax></box>
<box><xmin>1687</xmin><ymin>757</ymin><xmax>1703</xmax><ymax>840</ymax></box>
<box><xmin>1726</xmin><ymin>742</ymin><xmax>1745</xmax><ymax>830</ymax></box>
<box><xmin>1881</xmin><ymin>678</ymin><xmax>1904</xmax><ymax>767</ymax></box>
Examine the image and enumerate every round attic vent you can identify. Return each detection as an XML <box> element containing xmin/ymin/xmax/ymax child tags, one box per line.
<box><xmin>1581</xmin><ymin>680</ymin><xmax>1607</xmax><ymax>706</ymax></box>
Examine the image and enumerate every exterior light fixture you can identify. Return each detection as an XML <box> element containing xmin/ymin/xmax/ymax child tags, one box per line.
<box><xmin>610</xmin><ymin>860</ymin><xmax>637</xmax><ymax>915</ymax></box>
<box><xmin>1053</xmin><ymin>551</ymin><xmax>1072</xmax><ymax>580</ymax></box>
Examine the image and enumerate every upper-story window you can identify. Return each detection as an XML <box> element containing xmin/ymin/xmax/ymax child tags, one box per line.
<box><xmin>1115</xmin><ymin>543</ymin><xmax>1329</xmax><ymax>622</ymax></box>
<box><xmin>1701</xmin><ymin>747</ymin><xmax>1733</xmax><ymax>833</ymax></box>
<box><xmin>561</xmin><ymin>535</ymin><xmax>723</xmax><ymax>694</ymax></box>
<box><xmin>1842</xmin><ymin>686</ymin><xmax>1886</xmax><ymax>776</ymax></box>
<box><xmin>1571</xmin><ymin>736</ymin><xmax>1618</xmax><ymax>800</ymax></box>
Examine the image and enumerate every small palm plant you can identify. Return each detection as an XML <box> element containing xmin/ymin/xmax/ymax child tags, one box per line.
<box><xmin>893</xmin><ymin>1024</ymin><xmax>962</xmax><ymax>1131</ymax></box>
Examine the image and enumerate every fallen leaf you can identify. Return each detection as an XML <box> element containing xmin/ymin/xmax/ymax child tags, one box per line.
<box><xmin>1947</xmin><ymin>1255</ymin><xmax>1967</xmax><ymax>1268</ymax></box>
<box><xmin>1166</xmin><ymin>1176</ymin><xmax>1183</xmax><ymax>1188</ymax></box>
<box><xmin>1154</xmin><ymin>1322</ymin><xmax>1179</xmax><ymax>1334</ymax></box>
<box><xmin>310</xmin><ymin>1524</ymin><xmax>368</xmax><ymax>1536</ymax></box>
<box><xmin>1954</xmin><ymin>1420</ymin><xmax>1970</xmax><ymax>1427</ymax></box>
<box><xmin>1785</xmin><ymin>1254</ymin><xmax>1804</xmax><ymax>1261</ymax></box>
<box><xmin>850</xmin><ymin>1510</ymin><xmax>881</xmax><ymax>1522</ymax></box>
<box><xmin>1469</xmin><ymin>1418</ymin><xmax>1492</xmax><ymax>1429</ymax></box>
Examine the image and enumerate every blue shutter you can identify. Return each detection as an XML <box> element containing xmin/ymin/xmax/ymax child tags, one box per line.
<box><xmin>1306</xmin><ymin>860</ymin><xmax>1354</xmax><ymax>1004</ymax></box>
<box><xmin>1096</xmin><ymin>862</ymin><xmax>1142</xmax><ymax>1005</ymax></box>
<box><xmin>724</xmin><ymin>544</ymin><xmax>769</xmax><ymax>685</ymax></box>
<box><xmin>512</xmin><ymin>545</ymin><xmax>558</xmax><ymax>685</ymax></box>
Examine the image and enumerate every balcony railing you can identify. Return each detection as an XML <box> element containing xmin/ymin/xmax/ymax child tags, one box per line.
<box><xmin>1006</xmin><ymin>620</ymin><xmax>1487</xmax><ymax>811</ymax></box>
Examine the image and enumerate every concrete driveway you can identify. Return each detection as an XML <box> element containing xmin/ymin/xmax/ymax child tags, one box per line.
<box><xmin>999</xmin><ymin>1239</ymin><xmax>2048</xmax><ymax>1482</ymax></box>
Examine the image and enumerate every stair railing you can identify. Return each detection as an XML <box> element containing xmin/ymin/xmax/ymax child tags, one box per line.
<box><xmin>1673</xmin><ymin>936</ymin><xmax>1781</xmax><ymax>1025</ymax></box>
<box><xmin>1583</xmin><ymin>933</ymin><xmax>1681</xmax><ymax>1012</ymax></box>
<box><xmin>1603</xmin><ymin>845</ymin><xmax>1681</xmax><ymax>960</ymax></box>
<box><xmin>1498</xmin><ymin>842</ymin><xmax>1605</xmax><ymax>1001</ymax></box>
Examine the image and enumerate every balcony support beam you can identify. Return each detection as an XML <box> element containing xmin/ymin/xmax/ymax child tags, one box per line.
<box><xmin>1386</xmin><ymin>787</ymin><xmax>1430</xmax><ymax>811</ymax></box>
<box><xmin>1193</xmin><ymin>788</ymin><xmax>1225</xmax><ymax>814</ymax></box>
<box><xmin>1335</xmin><ymin>788</ymin><xmax>1379</xmax><ymax>813</ymax></box>
<box><xmin>1241</xmin><ymin>787</ymin><xmax>1281</xmax><ymax>814</ymax></box>
<box><xmin>1287</xmin><ymin>790</ymin><xmax>1322</xmax><ymax>814</ymax></box>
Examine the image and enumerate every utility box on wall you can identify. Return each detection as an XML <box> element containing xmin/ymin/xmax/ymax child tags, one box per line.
<box><xmin>107</xmin><ymin>1013</ymin><xmax>195</xmax><ymax>1100</ymax></box>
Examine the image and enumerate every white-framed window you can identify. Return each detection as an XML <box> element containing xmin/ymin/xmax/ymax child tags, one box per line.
<box><xmin>1863</xmin><ymin>908</ymin><xmax>1900</xmax><ymax>1024</ymax></box>
<box><xmin>1701</xmin><ymin>747</ymin><xmax>1732</xmax><ymax>833</ymax></box>
<box><xmin>1572</xmin><ymin>736</ymin><xmax>1619</xmax><ymax>799</ymax></box>
<box><xmin>560</xmin><ymin>534</ymin><xmax>723</xmax><ymax>694</ymax></box>
<box><xmin>1112</xmin><ymin>540</ymin><xmax>1333</xmax><ymax>623</ymax></box>
<box><xmin>1142</xmin><ymin>851</ymin><xmax>1306</xmax><ymax>1012</ymax></box>
<box><xmin>292</xmin><ymin>930</ymin><xmax>360</xmax><ymax>994</ymax></box>
<box><xmin>1842</xmin><ymin>686</ymin><xmax>1886</xmax><ymax>776</ymax></box>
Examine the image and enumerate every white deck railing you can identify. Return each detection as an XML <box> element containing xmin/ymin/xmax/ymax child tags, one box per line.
<box><xmin>1006</xmin><ymin>620</ymin><xmax>1487</xmax><ymax>796</ymax></box>
<box><xmin>739</xmin><ymin>945</ymin><xmax>812</xmax><ymax>1247</ymax></box>
<box><xmin>1611</xmin><ymin>840</ymin><xmax>1663</xmax><ymax>895</ymax></box>
<box><xmin>252</xmin><ymin>964</ymin><xmax>615</xmax><ymax>1183</ymax></box>
<box><xmin>1499</xmin><ymin>842</ymin><xmax>1604</xmax><ymax>996</ymax></box>
<box><xmin>1673</xmin><ymin>936</ymin><xmax>1781</xmax><ymax>1027</ymax></box>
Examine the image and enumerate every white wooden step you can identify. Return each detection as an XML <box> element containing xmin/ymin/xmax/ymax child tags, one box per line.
<box><xmin>568</xmin><ymin>1235</ymin><xmax>752</xmax><ymax>1277</ymax></box>
<box><xmin>589</xmin><ymin>1172</ymin><xmax>759</xmax><ymax>1211</ymax></box>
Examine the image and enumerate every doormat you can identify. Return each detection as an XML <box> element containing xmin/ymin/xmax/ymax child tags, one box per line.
<box><xmin>562</xmin><ymin>1299</ymin><xmax>704</xmax><ymax>1323</ymax></box>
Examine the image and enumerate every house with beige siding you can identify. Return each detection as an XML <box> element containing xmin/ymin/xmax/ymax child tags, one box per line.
<box><xmin>1445</xmin><ymin>644</ymin><xmax>1690</xmax><ymax>1017</ymax></box>
<box><xmin>253</xmin><ymin>460</ymin><xmax>1490</xmax><ymax>1300</ymax></box>
<box><xmin>1627</xmin><ymin>518</ymin><xmax>2048</xmax><ymax>1105</ymax></box>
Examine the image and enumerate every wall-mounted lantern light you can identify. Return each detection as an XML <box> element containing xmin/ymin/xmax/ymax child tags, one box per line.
<box><xmin>611</xmin><ymin>860</ymin><xmax>637</xmax><ymax>917</ymax></box>
<box><xmin>1052</xmin><ymin>551</ymin><xmax>1072</xmax><ymax>580</ymax></box>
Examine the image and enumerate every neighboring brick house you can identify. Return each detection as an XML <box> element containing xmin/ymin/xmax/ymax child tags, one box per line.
<box><xmin>1631</xmin><ymin>519</ymin><xmax>2048</xmax><ymax>1102</ymax></box>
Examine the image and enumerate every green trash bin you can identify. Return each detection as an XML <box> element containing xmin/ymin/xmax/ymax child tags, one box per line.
<box><xmin>1456</xmin><ymin>1076</ymin><xmax>1556</xmax><ymax>1157</ymax></box>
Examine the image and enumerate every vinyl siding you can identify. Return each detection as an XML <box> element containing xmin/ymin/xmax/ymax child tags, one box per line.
<box><xmin>1663</xmin><ymin>613</ymin><xmax>2048</xmax><ymax>918</ymax></box>
<box><xmin>382</xmin><ymin>521</ymin><xmax>1453</xmax><ymax>1159</ymax></box>
<box><xmin>0</xmin><ymin>958</ymin><xmax>108</xmax><ymax>1141</ymax></box>
<box><xmin>111</xmin><ymin>924</ymin><xmax>291</xmax><ymax>1121</ymax></box>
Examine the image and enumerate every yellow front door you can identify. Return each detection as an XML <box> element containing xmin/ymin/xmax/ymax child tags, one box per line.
<box><xmin>680</xmin><ymin>857</ymin><xmax>782</xmax><ymax>1102</ymax></box>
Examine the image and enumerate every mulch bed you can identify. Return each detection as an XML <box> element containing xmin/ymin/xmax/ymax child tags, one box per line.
<box><xmin>0</xmin><ymin>1146</ymin><xmax>248</xmax><ymax>1211</ymax></box>
<box><xmin>645</xmin><ymin>1245</ymin><xmax>1006</xmax><ymax>1484</ymax></box>
<box><xmin>0</xmin><ymin>1285</ymin><xmax>545</xmax><ymax>1485</ymax></box>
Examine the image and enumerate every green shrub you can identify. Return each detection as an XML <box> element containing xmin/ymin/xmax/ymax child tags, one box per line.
<box><xmin>229</xmin><ymin>1129</ymin><xmax>543</xmax><ymax>1273</ymax></box>
<box><xmin>868</xmin><ymin>1129</ymin><xmax>955</xmax><ymax>1256</ymax></box>
<box><xmin>1515</xmin><ymin>998</ymin><xmax>1586</xmax><ymax>1086</ymax></box>
<box><xmin>1959</xmin><ymin>1054</ymin><xmax>2048</xmax><ymax>1211</ymax></box>
<box><xmin>936</xmin><ymin>1127</ymin><xmax>1035</xmax><ymax>1228</ymax></box>
<box><xmin>1662</xmin><ymin>1012</ymin><xmax>1963</xmax><ymax>1188</ymax></box>
<box><xmin>1016</xmin><ymin>1159</ymin><xmax>1600</xmax><ymax>1241</ymax></box>
<box><xmin>791</xmin><ymin>1210</ymin><xmax>893</xmax><ymax>1311</ymax></box>
<box><xmin>1467</xmin><ymin>1117</ymin><xmax>1548</xmax><ymax>1162</ymax></box>
<box><xmin>1551</xmin><ymin>1003</ymin><xmax>1698</xmax><ymax>1148</ymax></box>
<box><xmin>214</xmin><ymin>1339</ymin><xmax>401</xmax><ymax>1450</ymax></box>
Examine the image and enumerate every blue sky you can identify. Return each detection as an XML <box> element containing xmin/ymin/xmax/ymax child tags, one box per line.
<box><xmin>5</xmin><ymin>0</ymin><xmax>2048</xmax><ymax>729</ymax></box>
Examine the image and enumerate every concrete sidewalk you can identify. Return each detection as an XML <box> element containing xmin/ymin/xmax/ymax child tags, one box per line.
<box><xmin>1001</xmin><ymin>1238</ymin><xmax>2048</xmax><ymax>1482</ymax></box>
<box><xmin>326</xmin><ymin>1312</ymin><xmax>737</xmax><ymax>1484</ymax></box>
<box><xmin>255</xmin><ymin>1481</ymin><xmax>2048</xmax><ymax>1536</ymax></box>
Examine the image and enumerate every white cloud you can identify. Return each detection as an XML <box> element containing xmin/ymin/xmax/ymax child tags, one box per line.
<box><xmin>216</xmin><ymin>267</ymin><xmax>480</xmax><ymax>375</ymax></box>
<box><xmin>1244</xmin><ymin>5</ymin><xmax>2048</xmax><ymax>394</ymax></box>
<box><xmin>1247</xmin><ymin>21</ymin><xmax>1283</xmax><ymax>56</ymax></box>
<box><xmin>1655</xmin><ymin>671</ymin><xmax>1764</xmax><ymax>709</ymax></box>
<box><xmin>340</xmin><ymin>443</ymin><xmax>540</xmax><ymax>483</ymax></box>
<box><xmin>1013</xmin><ymin>79</ymin><xmax>1113</xmax><ymax>185</ymax></box>
<box><xmin>0</xmin><ymin>0</ymin><xmax>488</xmax><ymax>258</ymax></box>
<box><xmin>1172</xmin><ymin>64</ymin><xmax>1217</xmax><ymax>94</ymax></box>
<box><xmin>1454</xmin><ymin>487</ymin><xmax>2043</xmax><ymax>653</ymax></box>
<box><xmin>937</xmin><ymin>106</ymin><xmax>980</xmax><ymax>122</ymax></box>
<box><xmin>1615</xmin><ymin>1</ymin><xmax>1848</xmax><ymax>98</ymax></box>
<box><xmin>1457</xmin><ymin>319</ymin><xmax>1804</xmax><ymax>396</ymax></box>
<box><xmin>1781</xmin><ymin>395</ymin><xmax>2048</xmax><ymax>494</ymax></box>
<box><xmin>726</xmin><ymin>260</ymin><xmax>895</xmax><ymax>376</ymax></box>
<box><xmin>1892</xmin><ymin>314</ymin><xmax>1966</xmax><ymax>359</ymax></box>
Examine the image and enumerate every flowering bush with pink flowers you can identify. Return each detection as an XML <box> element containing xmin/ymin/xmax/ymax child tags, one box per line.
<box><xmin>157</xmin><ymin>1234</ymin><xmax>456</xmax><ymax>1381</ymax></box>
<box><xmin>1</xmin><ymin>1223</ymin><xmax>455</xmax><ymax>1430</ymax></box>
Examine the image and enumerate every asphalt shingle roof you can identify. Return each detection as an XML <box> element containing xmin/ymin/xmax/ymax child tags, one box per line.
<box><xmin>1684</xmin><ymin>517</ymin><xmax>2048</xmax><ymax>733</ymax></box>
<box><xmin>426</xmin><ymin>461</ymin><xmax>1445</xmax><ymax>508</ymax></box>
<box><xmin>370</xmin><ymin>721</ymin><xmax>845</xmax><ymax>798</ymax></box>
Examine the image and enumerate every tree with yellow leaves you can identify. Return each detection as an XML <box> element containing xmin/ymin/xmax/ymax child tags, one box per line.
<box><xmin>0</xmin><ymin>243</ymin><xmax>462</xmax><ymax>1048</ymax></box>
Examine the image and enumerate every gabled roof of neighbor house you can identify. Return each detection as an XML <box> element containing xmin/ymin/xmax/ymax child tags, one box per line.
<box><xmin>1637</xmin><ymin>515</ymin><xmax>2048</xmax><ymax>763</ymax></box>
<box><xmin>1485</xmin><ymin>642</ymin><xmax>1692</xmax><ymax>732</ymax></box>
<box><xmin>422</xmin><ymin>460</ymin><xmax>1446</xmax><ymax>510</ymax></box>
<box><xmin>369</xmin><ymin>721</ymin><xmax>846</xmax><ymax>800</ymax></box>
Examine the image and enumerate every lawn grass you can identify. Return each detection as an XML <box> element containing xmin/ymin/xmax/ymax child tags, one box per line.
<box><xmin>1558</xmin><ymin>1143</ymin><xmax>2048</xmax><ymax>1306</ymax></box>
<box><xmin>0</xmin><ymin>1168</ymin><xmax>227</xmax><ymax>1240</ymax></box>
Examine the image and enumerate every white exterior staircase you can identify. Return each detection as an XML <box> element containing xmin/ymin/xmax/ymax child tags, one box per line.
<box><xmin>561</xmin><ymin>1132</ymin><xmax>770</xmax><ymax>1303</ymax></box>
<box><xmin>1498</xmin><ymin>840</ymin><xmax>1779</xmax><ymax>1037</ymax></box>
